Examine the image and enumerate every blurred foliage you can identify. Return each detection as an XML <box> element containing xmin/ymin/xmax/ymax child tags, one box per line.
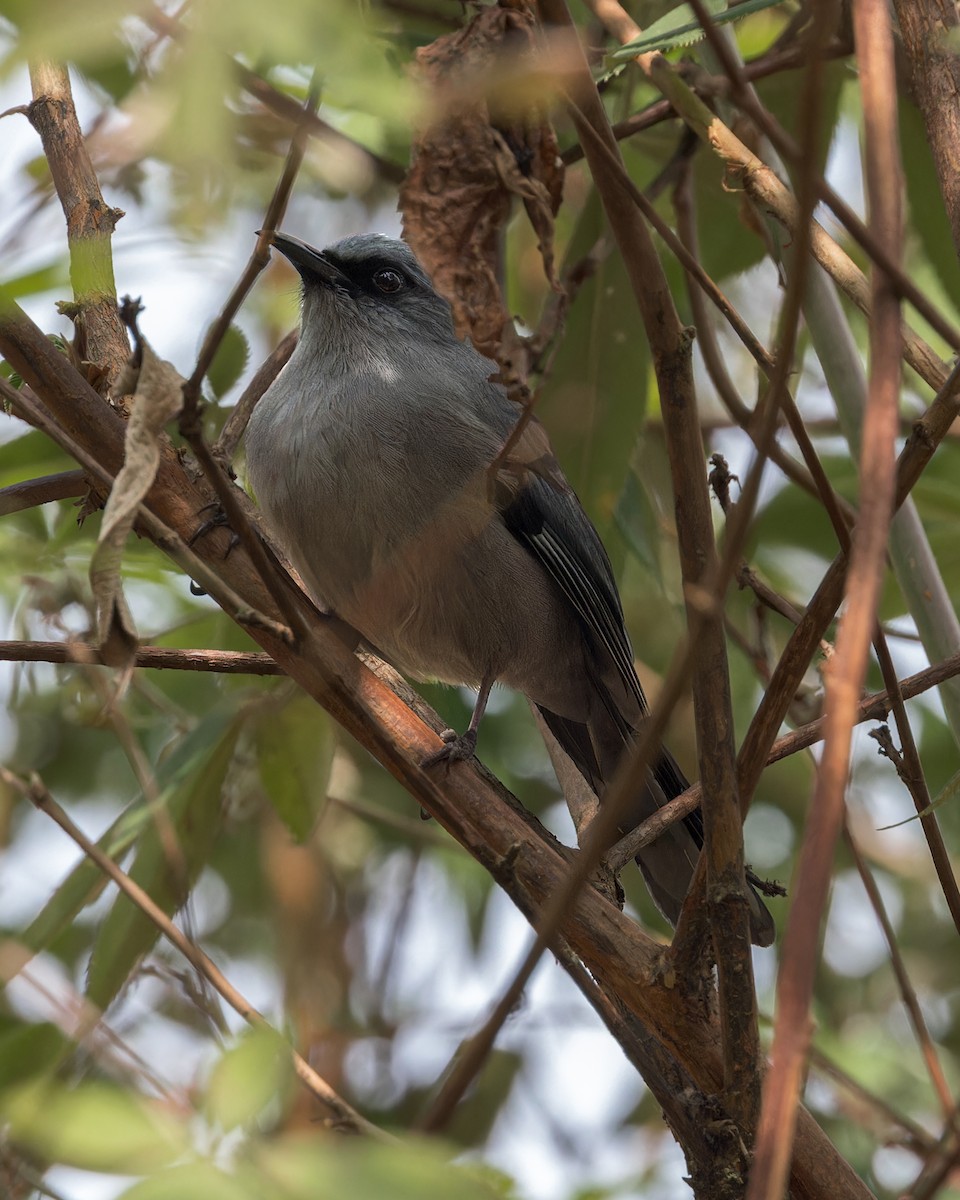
<box><xmin>0</xmin><ymin>2</ymin><xmax>959</xmax><ymax>1200</ymax></box>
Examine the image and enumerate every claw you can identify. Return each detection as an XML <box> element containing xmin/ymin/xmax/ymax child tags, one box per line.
<box><xmin>422</xmin><ymin>726</ymin><xmax>479</xmax><ymax>769</ymax></box>
<box><xmin>189</xmin><ymin>503</ymin><xmax>240</xmax><ymax>555</ymax></box>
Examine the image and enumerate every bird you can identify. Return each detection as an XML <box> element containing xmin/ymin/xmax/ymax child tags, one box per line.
<box><xmin>244</xmin><ymin>230</ymin><xmax>775</xmax><ymax>947</ymax></box>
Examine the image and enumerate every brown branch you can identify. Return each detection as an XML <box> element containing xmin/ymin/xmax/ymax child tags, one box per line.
<box><xmin>562</xmin><ymin>37</ymin><xmax>853</xmax><ymax>165</ymax></box>
<box><xmin>3</xmin><ymin>766</ymin><xmax>389</xmax><ymax>1139</ymax></box>
<box><xmin>749</xmin><ymin>4</ymin><xmax>905</xmax><ymax>1194</ymax></box>
<box><xmin>543</xmin><ymin>1</ymin><xmax>763</xmax><ymax>1165</ymax></box>
<box><xmin>586</xmin><ymin>0</ymin><xmax>954</xmax><ymax>393</ymax></box>
<box><xmin>734</xmin><ymin>347</ymin><xmax>960</xmax><ymax>824</ymax></box>
<box><xmin>177</xmin><ymin>80</ymin><xmax>321</xmax><ymax>645</ymax></box>
<box><xmin>0</xmin><ymin>247</ymin><xmax>877</xmax><ymax>1200</ymax></box>
<box><xmin>235</xmin><ymin>64</ymin><xmax>406</xmax><ymax>185</ymax></box>
<box><xmin>606</xmin><ymin>648</ymin><xmax>960</xmax><ymax>874</ymax></box>
<box><xmin>769</xmin><ymin>650</ymin><xmax>960</xmax><ymax>764</ymax></box>
<box><xmin>673</xmin><ymin>173</ymin><xmax>857</xmax><ymax>524</ymax></box>
<box><xmin>214</xmin><ymin>328</ymin><xmax>297</xmax><ymax>463</ymax></box>
<box><xmin>0</xmin><ymin>374</ymin><xmax>294</xmax><ymax>648</ymax></box>
<box><xmin>26</xmin><ymin>63</ymin><xmax>128</xmax><ymax>391</ymax></box>
<box><xmin>558</xmin><ymin>77</ymin><xmax>858</xmax><ymax>564</ymax></box>
<box><xmin>906</xmin><ymin>1132</ymin><xmax>960</xmax><ymax>1200</ymax></box>
<box><xmin>894</xmin><ymin>1</ymin><xmax>960</xmax><ymax>263</ymax></box>
<box><xmin>807</xmin><ymin>1045</ymin><xmax>937</xmax><ymax>1156</ymax></box>
<box><xmin>869</xmin><ymin>631</ymin><xmax>960</xmax><ymax>936</ymax></box>
<box><xmin>671</xmin><ymin>0</ymin><xmax>844</xmax><ymax>977</ymax></box>
<box><xmin>654</xmin><ymin>65</ymin><xmax>951</xmax><ymax>390</ymax></box>
<box><xmin>0</xmin><ymin>469</ymin><xmax>87</xmax><ymax>515</ymax></box>
<box><xmin>680</xmin><ymin>0</ymin><xmax>960</xmax><ymax>358</ymax></box>
<box><xmin>0</xmin><ymin>640</ymin><xmax>282</xmax><ymax>674</ymax></box>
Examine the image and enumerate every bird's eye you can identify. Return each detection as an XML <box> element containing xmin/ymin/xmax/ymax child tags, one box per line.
<box><xmin>373</xmin><ymin>268</ymin><xmax>404</xmax><ymax>294</ymax></box>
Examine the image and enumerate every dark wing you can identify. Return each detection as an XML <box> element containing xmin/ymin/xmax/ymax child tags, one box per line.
<box><xmin>497</xmin><ymin>450</ymin><xmax>703</xmax><ymax>848</ymax></box>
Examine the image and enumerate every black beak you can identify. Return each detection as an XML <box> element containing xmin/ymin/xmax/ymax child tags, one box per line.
<box><xmin>261</xmin><ymin>230</ymin><xmax>348</xmax><ymax>287</ymax></box>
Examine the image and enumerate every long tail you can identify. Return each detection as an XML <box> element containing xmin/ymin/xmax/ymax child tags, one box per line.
<box><xmin>535</xmin><ymin>703</ymin><xmax>775</xmax><ymax>946</ymax></box>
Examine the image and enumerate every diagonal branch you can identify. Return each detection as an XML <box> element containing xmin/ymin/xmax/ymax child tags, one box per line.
<box><xmin>0</xmin><ymin>267</ymin><xmax>872</xmax><ymax>1200</ymax></box>
<box><xmin>2</xmin><ymin>766</ymin><xmax>389</xmax><ymax>1139</ymax></box>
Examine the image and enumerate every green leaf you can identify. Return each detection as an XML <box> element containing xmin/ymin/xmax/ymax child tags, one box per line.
<box><xmin>254</xmin><ymin>692</ymin><xmax>335</xmax><ymax>841</ymax></box>
<box><xmin>536</xmin><ymin>188</ymin><xmax>650</xmax><ymax>544</ymax></box>
<box><xmin>608</xmin><ymin>0</ymin><xmax>786</xmax><ymax>59</ymax></box>
<box><xmin>900</xmin><ymin>101</ymin><xmax>960</xmax><ymax>318</ymax></box>
<box><xmin>206</xmin><ymin>324</ymin><xmax>250</xmax><ymax>401</ymax></box>
<box><xmin>85</xmin><ymin>711</ymin><xmax>240</xmax><ymax>1010</ymax></box>
<box><xmin>253</xmin><ymin>1134</ymin><xmax>504</xmax><ymax>1200</ymax></box>
<box><xmin>2</xmin><ymin>1081</ymin><xmax>187</xmax><ymax>1172</ymax></box>
<box><xmin>615</xmin><ymin>468</ymin><xmax>664</xmax><ymax>583</ymax></box>
<box><xmin>0</xmin><ymin>259</ymin><xmax>69</xmax><ymax>306</ymax></box>
<box><xmin>22</xmin><ymin>802</ymin><xmax>147</xmax><ymax>957</ymax></box>
<box><xmin>205</xmin><ymin>1027</ymin><xmax>294</xmax><ymax>1131</ymax></box>
<box><xmin>0</xmin><ymin>1022</ymin><xmax>70</xmax><ymax>1090</ymax></box>
<box><xmin>0</xmin><ymin>428</ymin><xmax>75</xmax><ymax>489</ymax></box>
<box><xmin>119</xmin><ymin>1163</ymin><xmax>256</xmax><ymax>1200</ymax></box>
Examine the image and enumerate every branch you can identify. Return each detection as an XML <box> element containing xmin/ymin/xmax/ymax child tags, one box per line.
<box><xmin>606</xmin><ymin>648</ymin><xmax>960</xmax><ymax>874</ymax></box>
<box><xmin>177</xmin><ymin>79</ymin><xmax>321</xmax><ymax>644</ymax></box>
<box><xmin>214</xmin><ymin>329</ymin><xmax>297</xmax><ymax>462</ymax></box>
<box><xmin>0</xmin><ymin>252</ymin><xmax>871</xmax><ymax>1200</ymax></box>
<box><xmin>26</xmin><ymin>62</ymin><xmax>128</xmax><ymax>390</ymax></box>
<box><xmin>583</xmin><ymin>0</ymin><xmax>954</xmax><ymax>392</ymax></box>
<box><xmin>0</xmin><ymin>640</ymin><xmax>282</xmax><ymax>674</ymax></box>
<box><xmin>543</xmin><ymin>0</ymin><xmax>762</xmax><ymax>1161</ymax></box>
<box><xmin>3</xmin><ymin>766</ymin><xmax>389</xmax><ymax>1139</ymax></box>
<box><xmin>562</xmin><ymin>36</ymin><xmax>854</xmax><ymax>164</ymax></box>
<box><xmin>843</xmin><ymin>826</ymin><xmax>954</xmax><ymax>1120</ymax></box>
<box><xmin>0</xmin><ymin>469</ymin><xmax>86</xmax><ymax>515</ymax></box>
<box><xmin>749</xmin><ymin>4</ymin><xmax>905</xmax><ymax>1193</ymax></box>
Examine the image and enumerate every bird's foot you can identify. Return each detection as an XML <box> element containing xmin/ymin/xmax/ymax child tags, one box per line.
<box><xmin>189</xmin><ymin>501</ymin><xmax>241</xmax><ymax>555</ymax></box>
<box><xmin>422</xmin><ymin>727</ymin><xmax>478</xmax><ymax>769</ymax></box>
<box><xmin>187</xmin><ymin>503</ymin><xmax>242</xmax><ymax>596</ymax></box>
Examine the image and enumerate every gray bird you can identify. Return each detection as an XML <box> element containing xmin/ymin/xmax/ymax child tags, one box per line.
<box><xmin>245</xmin><ymin>230</ymin><xmax>775</xmax><ymax>946</ymax></box>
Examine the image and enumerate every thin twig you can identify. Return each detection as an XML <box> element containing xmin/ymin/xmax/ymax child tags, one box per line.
<box><xmin>843</xmin><ymin>825</ymin><xmax>955</xmax><ymax>1120</ymax></box>
<box><xmin>0</xmin><ymin>640</ymin><xmax>282</xmax><ymax>673</ymax></box>
<box><xmin>870</xmin><ymin>633</ymin><xmax>960</xmax><ymax>933</ymax></box>
<box><xmin>562</xmin><ymin>38</ymin><xmax>854</xmax><ymax>164</ymax></box>
<box><xmin>684</xmin><ymin>0</ymin><xmax>960</xmax><ymax>356</ymax></box>
<box><xmin>141</xmin><ymin>5</ymin><xmax>406</xmax><ymax>185</ymax></box>
<box><xmin>749</xmin><ymin>3</ymin><xmax>905</xmax><ymax>1192</ymax></box>
<box><xmin>3</xmin><ymin>766</ymin><xmax>392</xmax><ymax>1140</ymax></box>
<box><xmin>177</xmin><ymin>77</ymin><xmax>321</xmax><ymax>645</ymax></box>
<box><xmin>0</xmin><ymin>944</ymin><xmax>181</xmax><ymax>1104</ymax></box>
<box><xmin>214</xmin><ymin>329</ymin><xmax>297</xmax><ymax>462</ymax></box>
<box><xmin>584</xmin><ymin>0</ymin><xmax>953</xmax><ymax>392</ymax></box>
<box><xmin>0</xmin><ymin>377</ymin><xmax>295</xmax><ymax>647</ymax></box>
<box><xmin>807</xmin><ymin>1045</ymin><xmax>937</xmax><ymax>1155</ymax></box>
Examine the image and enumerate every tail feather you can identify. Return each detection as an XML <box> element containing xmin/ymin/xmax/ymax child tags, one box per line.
<box><xmin>535</xmin><ymin>702</ymin><xmax>775</xmax><ymax>947</ymax></box>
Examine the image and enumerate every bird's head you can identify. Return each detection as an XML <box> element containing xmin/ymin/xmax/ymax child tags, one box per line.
<box><xmin>265</xmin><ymin>231</ymin><xmax>458</xmax><ymax>352</ymax></box>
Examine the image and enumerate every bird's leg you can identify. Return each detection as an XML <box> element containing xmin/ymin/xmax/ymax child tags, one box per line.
<box><xmin>422</xmin><ymin>674</ymin><xmax>495</xmax><ymax>768</ymax></box>
<box><xmin>189</xmin><ymin>499</ymin><xmax>241</xmax><ymax>554</ymax></box>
